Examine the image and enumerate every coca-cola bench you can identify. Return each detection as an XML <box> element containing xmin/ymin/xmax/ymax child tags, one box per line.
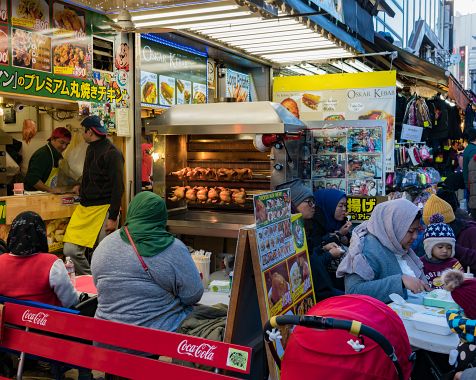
<box><xmin>0</xmin><ymin>302</ymin><xmax>252</xmax><ymax>379</ymax></box>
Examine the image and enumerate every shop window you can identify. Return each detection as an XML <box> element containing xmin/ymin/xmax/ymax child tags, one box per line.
<box><xmin>93</xmin><ymin>36</ymin><xmax>114</xmax><ymax>72</ymax></box>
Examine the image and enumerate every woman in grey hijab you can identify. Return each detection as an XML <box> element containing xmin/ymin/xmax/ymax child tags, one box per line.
<box><xmin>336</xmin><ymin>198</ymin><xmax>429</xmax><ymax>303</ymax></box>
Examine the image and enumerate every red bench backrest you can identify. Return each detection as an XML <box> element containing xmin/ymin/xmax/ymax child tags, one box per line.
<box><xmin>0</xmin><ymin>302</ymin><xmax>251</xmax><ymax>379</ymax></box>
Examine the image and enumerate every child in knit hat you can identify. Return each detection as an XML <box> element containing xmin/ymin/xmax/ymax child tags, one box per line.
<box><xmin>443</xmin><ymin>270</ymin><xmax>476</xmax><ymax>373</ymax></box>
<box><xmin>421</xmin><ymin>213</ymin><xmax>463</xmax><ymax>289</ymax></box>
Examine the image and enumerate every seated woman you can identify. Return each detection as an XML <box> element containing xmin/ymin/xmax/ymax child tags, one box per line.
<box><xmin>0</xmin><ymin>211</ymin><xmax>78</xmax><ymax>307</ymax></box>
<box><xmin>336</xmin><ymin>199</ymin><xmax>429</xmax><ymax>303</ymax></box>
<box><xmin>312</xmin><ymin>189</ymin><xmax>352</xmax><ymax>291</ymax></box>
<box><xmin>91</xmin><ymin>191</ymin><xmax>204</xmax><ymax>333</ymax></box>
<box><xmin>275</xmin><ymin>179</ymin><xmax>342</xmax><ymax>301</ymax></box>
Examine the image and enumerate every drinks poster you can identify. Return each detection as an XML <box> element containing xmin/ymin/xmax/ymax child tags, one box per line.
<box><xmin>253</xmin><ymin>190</ymin><xmax>316</xmax><ymax>319</ymax></box>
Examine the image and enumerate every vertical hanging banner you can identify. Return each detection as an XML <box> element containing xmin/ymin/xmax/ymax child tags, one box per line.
<box><xmin>273</xmin><ymin>71</ymin><xmax>397</xmax><ymax>172</ymax></box>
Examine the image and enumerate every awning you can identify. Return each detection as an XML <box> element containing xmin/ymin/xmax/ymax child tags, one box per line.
<box><xmin>69</xmin><ymin>0</ymin><xmax>363</xmax><ymax>66</ymax></box>
<box><xmin>363</xmin><ymin>34</ymin><xmax>472</xmax><ymax>109</ymax></box>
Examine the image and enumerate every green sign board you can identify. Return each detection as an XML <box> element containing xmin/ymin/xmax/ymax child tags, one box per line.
<box><xmin>0</xmin><ymin>0</ymin><xmax>126</xmax><ymax>104</ymax></box>
<box><xmin>140</xmin><ymin>34</ymin><xmax>207</xmax><ymax>108</ymax></box>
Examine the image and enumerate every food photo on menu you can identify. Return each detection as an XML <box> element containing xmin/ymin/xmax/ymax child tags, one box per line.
<box><xmin>12</xmin><ymin>0</ymin><xmax>49</xmax><ymax>30</ymax></box>
<box><xmin>265</xmin><ymin>261</ymin><xmax>291</xmax><ymax>309</ymax></box>
<box><xmin>12</xmin><ymin>28</ymin><xmax>32</xmax><ymax>68</ymax></box>
<box><xmin>53</xmin><ymin>2</ymin><xmax>86</xmax><ymax>35</ymax></box>
<box><xmin>287</xmin><ymin>252</ymin><xmax>310</xmax><ymax>294</ymax></box>
<box><xmin>312</xmin><ymin>154</ymin><xmax>345</xmax><ymax>178</ymax></box>
<box><xmin>0</xmin><ymin>0</ymin><xmax>7</xmax><ymax>23</ymax></box>
<box><xmin>294</xmin><ymin>294</ymin><xmax>315</xmax><ymax>316</ymax></box>
<box><xmin>0</xmin><ymin>26</ymin><xmax>8</xmax><ymax>65</ymax></box>
<box><xmin>159</xmin><ymin>75</ymin><xmax>175</xmax><ymax>106</ymax></box>
<box><xmin>31</xmin><ymin>32</ymin><xmax>51</xmax><ymax>72</ymax></box>
<box><xmin>176</xmin><ymin>79</ymin><xmax>191</xmax><ymax>104</ymax></box>
<box><xmin>193</xmin><ymin>82</ymin><xmax>206</xmax><ymax>104</ymax></box>
<box><xmin>53</xmin><ymin>41</ymin><xmax>88</xmax><ymax>78</ymax></box>
<box><xmin>141</xmin><ymin>71</ymin><xmax>158</xmax><ymax>104</ymax></box>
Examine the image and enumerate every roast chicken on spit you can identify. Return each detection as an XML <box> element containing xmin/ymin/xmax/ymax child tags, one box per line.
<box><xmin>168</xmin><ymin>185</ymin><xmax>247</xmax><ymax>206</ymax></box>
<box><xmin>170</xmin><ymin>167</ymin><xmax>253</xmax><ymax>181</ymax></box>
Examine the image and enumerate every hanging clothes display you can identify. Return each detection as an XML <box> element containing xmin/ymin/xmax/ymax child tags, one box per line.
<box><xmin>403</xmin><ymin>95</ymin><xmax>432</xmax><ymax>129</ymax></box>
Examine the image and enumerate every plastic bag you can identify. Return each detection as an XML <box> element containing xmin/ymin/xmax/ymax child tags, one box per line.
<box><xmin>61</xmin><ymin>127</ymin><xmax>87</xmax><ymax>181</ymax></box>
<box><xmin>5</xmin><ymin>151</ymin><xmax>20</xmax><ymax>177</ymax></box>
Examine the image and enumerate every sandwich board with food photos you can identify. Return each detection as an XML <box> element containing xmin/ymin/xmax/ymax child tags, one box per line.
<box><xmin>224</xmin><ymin>189</ymin><xmax>316</xmax><ymax>380</ymax></box>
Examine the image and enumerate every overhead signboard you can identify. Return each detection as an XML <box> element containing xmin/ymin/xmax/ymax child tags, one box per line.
<box><xmin>140</xmin><ymin>34</ymin><xmax>207</xmax><ymax>109</ymax></box>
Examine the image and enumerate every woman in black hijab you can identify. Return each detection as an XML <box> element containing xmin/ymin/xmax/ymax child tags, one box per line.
<box><xmin>0</xmin><ymin>211</ymin><xmax>78</xmax><ymax>307</ymax></box>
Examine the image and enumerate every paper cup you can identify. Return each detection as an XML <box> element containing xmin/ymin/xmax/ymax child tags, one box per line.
<box><xmin>193</xmin><ymin>256</ymin><xmax>210</xmax><ymax>288</ymax></box>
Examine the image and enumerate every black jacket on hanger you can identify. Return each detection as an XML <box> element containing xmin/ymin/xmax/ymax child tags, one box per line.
<box><xmin>448</xmin><ymin>105</ymin><xmax>463</xmax><ymax>140</ymax></box>
<box><xmin>427</xmin><ymin>97</ymin><xmax>449</xmax><ymax>140</ymax></box>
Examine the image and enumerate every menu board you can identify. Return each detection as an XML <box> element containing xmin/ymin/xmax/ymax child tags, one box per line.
<box><xmin>0</xmin><ymin>0</ymin><xmax>132</xmax><ymax>112</ymax></box>
<box><xmin>253</xmin><ymin>190</ymin><xmax>316</xmax><ymax>318</ymax></box>
<box><xmin>310</xmin><ymin>121</ymin><xmax>386</xmax><ymax>196</ymax></box>
<box><xmin>225</xmin><ymin>68</ymin><xmax>250</xmax><ymax>102</ymax></box>
<box><xmin>140</xmin><ymin>34</ymin><xmax>207</xmax><ymax>108</ymax></box>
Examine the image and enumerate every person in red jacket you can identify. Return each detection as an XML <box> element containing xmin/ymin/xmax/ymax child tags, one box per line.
<box><xmin>0</xmin><ymin>211</ymin><xmax>78</xmax><ymax>307</ymax></box>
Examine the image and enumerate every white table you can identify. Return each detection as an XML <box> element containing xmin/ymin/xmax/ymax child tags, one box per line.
<box><xmin>401</xmin><ymin>318</ymin><xmax>459</xmax><ymax>354</ymax></box>
<box><xmin>389</xmin><ymin>300</ymin><xmax>460</xmax><ymax>354</ymax></box>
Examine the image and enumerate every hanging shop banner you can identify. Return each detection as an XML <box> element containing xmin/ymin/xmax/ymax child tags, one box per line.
<box><xmin>0</xmin><ymin>0</ymin><xmax>130</xmax><ymax>127</ymax></box>
<box><xmin>225</xmin><ymin>68</ymin><xmax>250</xmax><ymax>102</ymax></box>
<box><xmin>308</xmin><ymin>120</ymin><xmax>386</xmax><ymax>196</ymax></box>
<box><xmin>140</xmin><ymin>35</ymin><xmax>207</xmax><ymax>108</ymax></box>
<box><xmin>253</xmin><ymin>190</ymin><xmax>316</xmax><ymax>319</ymax></box>
<box><xmin>273</xmin><ymin>71</ymin><xmax>397</xmax><ymax>172</ymax></box>
<box><xmin>346</xmin><ymin>196</ymin><xmax>387</xmax><ymax>221</ymax></box>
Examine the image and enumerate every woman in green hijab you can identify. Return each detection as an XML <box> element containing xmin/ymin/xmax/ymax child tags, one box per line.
<box><xmin>91</xmin><ymin>192</ymin><xmax>204</xmax><ymax>333</ymax></box>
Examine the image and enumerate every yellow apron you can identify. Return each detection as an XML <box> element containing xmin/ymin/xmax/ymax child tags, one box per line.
<box><xmin>63</xmin><ymin>204</ymin><xmax>109</xmax><ymax>248</ymax></box>
<box><xmin>45</xmin><ymin>144</ymin><xmax>59</xmax><ymax>188</ymax></box>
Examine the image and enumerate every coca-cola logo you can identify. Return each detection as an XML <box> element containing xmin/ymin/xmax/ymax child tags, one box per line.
<box><xmin>177</xmin><ymin>339</ymin><xmax>217</xmax><ymax>361</ymax></box>
<box><xmin>21</xmin><ymin>310</ymin><xmax>49</xmax><ymax>326</ymax></box>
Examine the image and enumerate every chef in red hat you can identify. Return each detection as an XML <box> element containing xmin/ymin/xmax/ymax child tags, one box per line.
<box><xmin>24</xmin><ymin>127</ymin><xmax>71</xmax><ymax>193</ymax></box>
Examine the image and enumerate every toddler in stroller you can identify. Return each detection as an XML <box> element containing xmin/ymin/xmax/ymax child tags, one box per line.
<box><xmin>264</xmin><ymin>295</ymin><xmax>413</xmax><ymax>380</ymax></box>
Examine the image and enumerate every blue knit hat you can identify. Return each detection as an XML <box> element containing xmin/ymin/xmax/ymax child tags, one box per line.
<box><xmin>423</xmin><ymin>213</ymin><xmax>456</xmax><ymax>259</ymax></box>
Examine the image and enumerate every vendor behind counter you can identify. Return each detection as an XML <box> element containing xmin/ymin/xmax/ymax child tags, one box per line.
<box><xmin>24</xmin><ymin>127</ymin><xmax>71</xmax><ymax>193</ymax></box>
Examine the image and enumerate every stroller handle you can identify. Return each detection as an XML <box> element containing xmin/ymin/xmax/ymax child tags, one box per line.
<box><xmin>263</xmin><ymin>315</ymin><xmax>403</xmax><ymax>380</ymax></box>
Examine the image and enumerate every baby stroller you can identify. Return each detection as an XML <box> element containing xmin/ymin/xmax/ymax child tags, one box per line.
<box><xmin>264</xmin><ymin>295</ymin><xmax>413</xmax><ymax>380</ymax></box>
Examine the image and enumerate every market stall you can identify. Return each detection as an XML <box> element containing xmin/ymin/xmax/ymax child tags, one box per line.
<box><xmin>0</xmin><ymin>1</ymin><xmax>134</xmax><ymax>251</ymax></box>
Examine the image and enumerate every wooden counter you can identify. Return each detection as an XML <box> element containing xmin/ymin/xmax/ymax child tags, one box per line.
<box><xmin>0</xmin><ymin>193</ymin><xmax>77</xmax><ymax>224</ymax></box>
<box><xmin>0</xmin><ymin>193</ymin><xmax>78</xmax><ymax>251</ymax></box>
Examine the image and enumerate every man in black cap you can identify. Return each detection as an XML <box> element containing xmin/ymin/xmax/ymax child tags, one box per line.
<box><xmin>63</xmin><ymin>116</ymin><xmax>124</xmax><ymax>274</ymax></box>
